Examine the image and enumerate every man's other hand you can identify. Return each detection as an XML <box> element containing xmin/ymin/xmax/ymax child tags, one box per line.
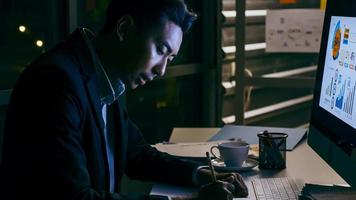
<box><xmin>196</xmin><ymin>168</ymin><xmax>249</xmax><ymax>198</ymax></box>
<box><xmin>171</xmin><ymin>181</ymin><xmax>235</xmax><ymax>200</ymax></box>
<box><xmin>198</xmin><ymin>180</ymin><xmax>235</xmax><ymax>200</ymax></box>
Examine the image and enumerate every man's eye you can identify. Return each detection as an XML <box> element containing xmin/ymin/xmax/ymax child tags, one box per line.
<box><xmin>157</xmin><ymin>44</ymin><xmax>167</xmax><ymax>55</ymax></box>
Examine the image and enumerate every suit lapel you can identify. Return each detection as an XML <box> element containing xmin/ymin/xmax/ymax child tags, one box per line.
<box><xmin>69</xmin><ymin>29</ymin><xmax>128</xmax><ymax>191</ymax></box>
<box><xmin>86</xmin><ymin>78</ymin><xmax>106</xmax><ymax>133</ymax></box>
<box><xmin>69</xmin><ymin>29</ymin><xmax>106</xmax><ymax>134</ymax></box>
<box><xmin>111</xmin><ymin>101</ymin><xmax>128</xmax><ymax>189</ymax></box>
<box><xmin>68</xmin><ymin>29</ymin><xmax>113</xmax><ymax>190</ymax></box>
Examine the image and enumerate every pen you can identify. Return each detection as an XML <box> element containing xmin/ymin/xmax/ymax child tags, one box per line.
<box><xmin>206</xmin><ymin>152</ymin><xmax>217</xmax><ymax>182</ymax></box>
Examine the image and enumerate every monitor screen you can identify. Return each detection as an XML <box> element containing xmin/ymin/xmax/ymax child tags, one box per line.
<box><xmin>319</xmin><ymin>16</ymin><xmax>356</xmax><ymax>129</ymax></box>
<box><xmin>308</xmin><ymin>0</ymin><xmax>356</xmax><ymax>187</ymax></box>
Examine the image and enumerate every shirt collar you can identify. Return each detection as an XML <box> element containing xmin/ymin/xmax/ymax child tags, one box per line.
<box><xmin>81</xmin><ymin>28</ymin><xmax>125</xmax><ymax>105</ymax></box>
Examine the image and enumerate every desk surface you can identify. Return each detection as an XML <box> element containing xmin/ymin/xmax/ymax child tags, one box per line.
<box><xmin>151</xmin><ymin>127</ymin><xmax>348</xmax><ymax>199</ymax></box>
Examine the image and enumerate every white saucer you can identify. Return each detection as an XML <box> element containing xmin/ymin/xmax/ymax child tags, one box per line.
<box><xmin>211</xmin><ymin>158</ymin><xmax>258</xmax><ymax>172</ymax></box>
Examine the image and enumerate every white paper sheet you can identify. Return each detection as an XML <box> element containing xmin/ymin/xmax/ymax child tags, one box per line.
<box><xmin>154</xmin><ymin>141</ymin><xmax>259</xmax><ymax>158</ymax></box>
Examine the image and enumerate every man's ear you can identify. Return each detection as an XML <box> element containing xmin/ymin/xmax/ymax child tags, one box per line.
<box><xmin>116</xmin><ymin>15</ymin><xmax>135</xmax><ymax>41</ymax></box>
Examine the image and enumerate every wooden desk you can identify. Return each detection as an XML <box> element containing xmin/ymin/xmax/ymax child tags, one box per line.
<box><xmin>151</xmin><ymin>128</ymin><xmax>348</xmax><ymax>199</ymax></box>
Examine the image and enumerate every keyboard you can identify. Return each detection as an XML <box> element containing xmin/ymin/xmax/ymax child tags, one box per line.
<box><xmin>252</xmin><ymin>177</ymin><xmax>302</xmax><ymax>200</ymax></box>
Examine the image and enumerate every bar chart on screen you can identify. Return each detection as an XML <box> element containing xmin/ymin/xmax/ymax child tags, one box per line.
<box><xmin>342</xmin><ymin>78</ymin><xmax>356</xmax><ymax>116</ymax></box>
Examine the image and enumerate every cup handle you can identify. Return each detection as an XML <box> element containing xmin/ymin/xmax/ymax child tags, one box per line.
<box><xmin>210</xmin><ymin>146</ymin><xmax>221</xmax><ymax>160</ymax></box>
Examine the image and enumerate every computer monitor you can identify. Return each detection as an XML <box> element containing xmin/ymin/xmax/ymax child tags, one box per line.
<box><xmin>308</xmin><ymin>0</ymin><xmax>356</xmax><ymax>187</ymax></box>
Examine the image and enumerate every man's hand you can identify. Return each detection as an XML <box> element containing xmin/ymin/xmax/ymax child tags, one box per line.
<box><xmin>196</xmin><ymin>168</ymin><xmax>249</xmax><ymax>198</ymax></box>
<box><xmin>170</xmin><ymin>168</ymin><xmax>249</xmax><ymax>200</ymax></box>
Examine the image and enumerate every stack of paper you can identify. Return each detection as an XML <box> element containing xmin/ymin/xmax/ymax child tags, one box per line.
<box><xmin>299</xmin><ymin>184</ymin><xmax>356</xmax><ymax>200</ymax></box>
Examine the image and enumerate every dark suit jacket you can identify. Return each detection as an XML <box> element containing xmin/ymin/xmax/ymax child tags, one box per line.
<box><xmin>0</xmin><ymin>29</ymin><xmax>199</xmax><ymax>200</ymax></box>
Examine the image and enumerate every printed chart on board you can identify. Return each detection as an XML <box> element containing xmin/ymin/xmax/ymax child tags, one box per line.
<box><xmin>266</xmin><ymin>9</ymin><xmax>325</xmax><ymax>53</ymax></box>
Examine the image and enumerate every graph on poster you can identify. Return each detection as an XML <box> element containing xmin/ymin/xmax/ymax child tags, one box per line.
<box><xmin>319</xmin><ymin>16</ymin><xmax>356</xmax><ymax>128</ymax></box>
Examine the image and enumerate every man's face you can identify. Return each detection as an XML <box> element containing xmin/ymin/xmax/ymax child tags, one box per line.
<box><xmin>119</xmin><ymin>20</ymin><xmax>183</xmax><ymax>89</ymax></box>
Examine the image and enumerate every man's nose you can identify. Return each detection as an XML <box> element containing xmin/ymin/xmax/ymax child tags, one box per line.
<box><xmin>154</xmin><ymin>58</ymin><xmax>168</xmax><ymax>77</ymax></box>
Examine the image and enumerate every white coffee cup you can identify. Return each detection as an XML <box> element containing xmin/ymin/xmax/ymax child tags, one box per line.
<box><xmin>210</xmin><ymin>141</ymin><xmax>249</xmax><ymax>167</ymax></box>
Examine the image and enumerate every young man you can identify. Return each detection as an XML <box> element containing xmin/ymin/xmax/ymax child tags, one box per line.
<box><xmin>0</xmin><ymin>0</ymin><xmax>248</xmax><ymax>199</ymax></box>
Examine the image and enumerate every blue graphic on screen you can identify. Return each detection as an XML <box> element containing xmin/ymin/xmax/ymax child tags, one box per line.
<box><xmin>335</xmin><ymin>76</ymin><xmax>345</xmax><ymax>110</ymax></box>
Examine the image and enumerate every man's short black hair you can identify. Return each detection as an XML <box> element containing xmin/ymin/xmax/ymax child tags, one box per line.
<box><xmin>100</xmin><ymin>0</ymin><xmax>197</xmax><ymax>35</ymax></box>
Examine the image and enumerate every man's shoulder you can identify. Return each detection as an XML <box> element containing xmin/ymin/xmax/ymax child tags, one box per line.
<box><xmin>31</xmin><ymin>43</ymin><xmax>80</xmax><ymax>74</ymax></box>
<box><xmin>19</xmin><ymin>43</ymin><xmax>88</xmax><ymax>87</ymax></box>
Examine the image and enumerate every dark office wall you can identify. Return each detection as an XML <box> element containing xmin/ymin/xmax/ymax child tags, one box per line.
<box><xmin>126</xmin><ymin>74</ymin><xmax>204</xmax><ymax>144</ymax></box>
<box><xmin>0</xmin><ymin>106</ymin><xmax>6</xmax><ymax>163</ymax></box>
<box><xmin>0</xmin><ymin>0</ymin><xmax>67</xmax><ymax>90</ymax></box>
